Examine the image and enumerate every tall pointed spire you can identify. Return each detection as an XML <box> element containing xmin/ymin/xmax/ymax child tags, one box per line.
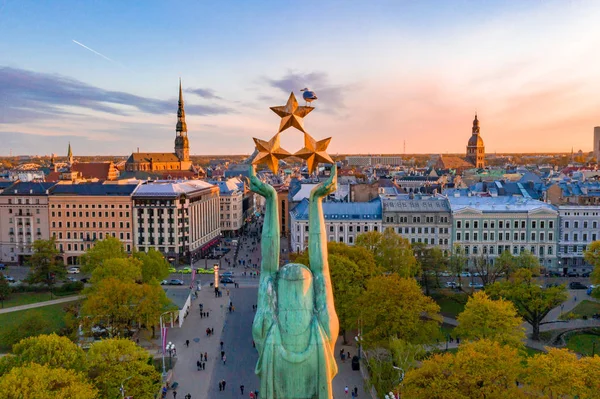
<box><xmin>176</xmin><ymin>78</ymin><xmax>187</xmax><ymax>134</ymax></box>
<box><xmin>67</xmin><ymin>142</ymin><xmax>73</xmax><ymax>164</ymax></box>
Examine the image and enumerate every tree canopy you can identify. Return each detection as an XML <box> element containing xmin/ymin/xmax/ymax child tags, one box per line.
<box><xmin>11</xmin><ymin>334</ymin><xmax>86</xmax><ymax>372</ymax></box>
<box><xmin>356</xmin><ymin>228</ymin><xmax>419</xmax><ymax>277</ymax></box>
<box><xmin>134</xmin><ymin>248</ymin><xmax>171</xmax><ymax>283</ymax></box>
<box><xmin>80</xmin><ymin>236</ymin><xmax>127</xmax><ymax>273</ymax></box>
<box><xmin>455</xmin><ymin>291</ymin><xmax>525</xmax><ymax>348</ymax></box>
<box><xmin>26</xmin><ymin>238</ymin><xmax>64</xmax><ymax>289</ymax></box>
<box><xmin>90</xmin><ymin>257</ymin><xmax>142</xmax><ymax>284</ymax></box>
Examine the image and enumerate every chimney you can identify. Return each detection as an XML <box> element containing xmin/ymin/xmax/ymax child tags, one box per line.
<box><xmin>137</xmin><ymin>147</ymin><xmax>140</xmax><ymax>153</ymax></box>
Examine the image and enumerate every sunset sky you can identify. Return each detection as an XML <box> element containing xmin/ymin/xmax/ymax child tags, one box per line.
<box><xmin>1</xmin><ymin>1</ymin><xmax>599</xmax><ymax>156</ymax></box>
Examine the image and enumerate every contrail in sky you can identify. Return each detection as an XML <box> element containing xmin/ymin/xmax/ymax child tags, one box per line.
<box><xmin>72</xmin><ymin>40</ymin><xmax>114</xmax><ymax>62</ymax></box>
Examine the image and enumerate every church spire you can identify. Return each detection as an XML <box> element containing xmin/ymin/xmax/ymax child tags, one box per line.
<box><xmin>472</xmin><ymin>113</ymin><xmax>480</xmax><ymax>134</ymax></box>
<box><xmin>176</xmin><ymin>78</ymin><xmax>187</xmax><ymax>134</ymax></box>
<box><xmin>67</xmin><ymin>142</ymin><xmax>73</xmax><ymax>164</ymax></box>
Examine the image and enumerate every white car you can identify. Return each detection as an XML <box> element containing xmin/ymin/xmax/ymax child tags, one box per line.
<box><xmin>67</xmin><ymin>267</ymin><xmax>80</xmax><ymax>274</ymax></box>
<box><xmin>445</xmin><ymin>281</ymin><xmax>461</xmax><ymax>288</ymax></box>
<box><xmin>460</xmin><ymin>272</ymin><xmax>471</xmax><ymax>277</ymax></box>
<box><xmin>469</xmin><ymin>282</ymin><xmax>484</xmax><ymax>289</ymax></box>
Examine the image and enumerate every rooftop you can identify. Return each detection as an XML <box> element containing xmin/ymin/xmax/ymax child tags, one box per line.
<box><xmin>133</xmin><ymin>180</ymin><xmax>215</xmax><ymax>197</ymax></box>
<box><xmin>49</xmin><ymin>182</ymin><xmax>139</xmax><ymax>196</ymax></box>
<box><xmin>291</xmin><ymin>198</ymin><xmax>382</xmax><ymax>220</ymax></box>
<box><xmin>1</xmin><ymin>182</ymin><xmax>56</xmax><ymax>195</ymax></box>
<box><xmin>382</xmin><ymin>194</ymin><xmax>450</xmax><ymax>212</ymax></box>
<box><xmin>447</xmin><ymin>195</ymin><xmax>557</xmax><ymax>213</ymax></box>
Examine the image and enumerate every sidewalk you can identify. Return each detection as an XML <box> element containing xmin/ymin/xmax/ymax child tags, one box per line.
<box><xmin>0</xmin><ymin>294</ymin><xmax>84</xmax><ymax>314</ymax></box>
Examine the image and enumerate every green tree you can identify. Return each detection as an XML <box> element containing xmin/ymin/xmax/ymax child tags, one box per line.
<box><xmin>523</xmin><ymin>348</ymin><xmax>583</xmax><ymax>398</ymax></box>
<box><xmin>82</xmin><ymin>278</ymin><xmax>139</xmax><ymax>336</ymax></box>
<box><xmin>455</xmin><ymin>291</ymin><xmax>525</xmax><ymax>348</ymax></box>
<box><xmin>495</xmin><ymin>250</ymin><xmax>517</xmax><ymax>279</ymax></box>
<box><xmin>90</xmin><ymin>257</ymin><xmax>142</xmax><ymax>284</ymax></box>
<box><xmin>0</xmin><ymin>363</ymin><xmax>97</xmax><ymax>399</ymax></box>
<box><xmin>11</xmin><ymin>334</ymin><xmax>86</xmax><ymax>372</ymax></box>
<box><xmin>80</xmin><ymin>236</ymin><xmax>127</xmax><ymax>273</ymax></box>
<box><xmin>515</xmin><ymin>250</ymin><xmax>541</xmax><ymax>274</ymax></box>
<box><xmin>87</xmin><ymin>338</ymin><xmax>160</xmax><ymax>399</ymax></box>
<box><xmin>134</xmin><ymin>248</ymin><xmax>171</xmax><ymax>283</ymax></box>
<box><xmin>357</xmin><ymin>274</ymin><xmax>441</xmax><ymax>348</ymax></box>
<box><xmin>448</xmin><ymin>244</ymin><xmax>468</xmax><ymax>289</ymax></box>
<box><xmin>26</xmin><ymin>238</ymin><xmax>64</xmax><ymax>292</ymax></box>
<box><xmin>0</xmin><ymin>272</ymin><xmax>10</xmax><ymax>302</ymax></box>
<box><xmin>135</xmin><ymin>280</ymin><xmax>171</xmax><ymax>338</ymax></box>
<box><xmin>402</xmin><ymin>340</ymin><xmax>526</xmax><ymax>399</ymax></box>
<box><xmin>356</xmin><ymin>228</ymin><xmax>419</xmax><ymax>277</ymax></box>
<box><xmin>584</xmin><ymin>241</ymin><xmax>600</xmax><ymax>297</ymax></box>
<box><xmin>1</xmin><ymin>311</ymin><xmax>52</xmax><ymax>350</ymax></box>
<box><xmin>486</xmin><ymin>268</ymin><xmax>567</xmax><ymax>340</ymax></box>
<box><xmin>294</xmin><ymin>242</ymin><xmax>380</xmax><ymax>343</ymax></box>
<box><xmin>413</xmin><ymin>243</ymin><xmax>446</xmax><ymax>295</ymax></box>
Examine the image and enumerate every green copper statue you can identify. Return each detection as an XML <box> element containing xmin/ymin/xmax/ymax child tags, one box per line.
<box><xmin>250</xmin><ymin>164</ymin><xmax>339</xmax><ymax>399</ymax></box>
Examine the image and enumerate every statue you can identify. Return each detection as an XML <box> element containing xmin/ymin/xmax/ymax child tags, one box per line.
<box><xmin>250</xmin><ymin>163</ymin><xmax>339</xmax><ymax>398</ymax></box>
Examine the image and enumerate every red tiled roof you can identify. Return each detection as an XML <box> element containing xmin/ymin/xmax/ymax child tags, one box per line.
<box><xmin>72</xmin><ymin>162</ymin><xmax>115</xmax><ymax>180</ymax></box>
<box><xmin>45</xmin><ymin>171</ymin><xmax>61</xmax><ymax>182</ymax></box>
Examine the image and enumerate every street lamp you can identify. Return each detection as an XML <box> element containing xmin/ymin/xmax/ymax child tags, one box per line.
<box><xmin>166</xmin><ymin>342</ymin><xmax>175</xmax><ymax>370</ymax></box>
<box><xmin>120</xmin><ymin>376</ymin><xmax>132</xmax><ymax>398</ymax></box>
<box><xmin>159</xmin><ymin>311</ymin><xmax>174</xmax><ymax>378</ymax></box>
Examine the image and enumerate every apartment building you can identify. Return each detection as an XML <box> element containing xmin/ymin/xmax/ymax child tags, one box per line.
<box><xmin>557</xmin><ymin>205</ymin><xmax>600</xmax><ymax>274</ymax></box>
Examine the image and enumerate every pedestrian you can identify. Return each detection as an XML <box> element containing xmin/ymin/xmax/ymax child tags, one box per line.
<box><xmin>254</xmin><ymin>390</ymin><xmax>259</xmax><ymax>398</ymax></box>
<box><xmin>173</xmin><ymin>390</ymin><xmax>177</xmax><ymax>399</ymax></box>
<box><xmin>185</xmin><ymin>339</ymin><xmax>189</xmax><ymax>347</ymax></box>
<box><xmin>456</xmin><ymin>336</ymin><xmax>460</xmax><ymax>344</ymax></box>
<box><xmin>222</xmin><ymin>380</ymin><xmax>227</xmax><ymax>390</ymax></box>
<box><xmin>204</xmin><ymin>352</ymin><xmax>208</xmax><ymax>361</ymax></box>
<box><xmin>351</xmin><ymin>392</ymin><xmax>356</xmax><ymax>399</ymax></box>
<box><xmin>341</xmin><ymin>352</ymin><xmax>346</xmax><ymax>363</ymax></box>
<box><xmin>232</xmin><ymin>305</ymin><xmax>235</xmax><ymax>312</ymax></box>
<box><xmin>211</xmin><ymin>328</ymin><xmax>214</xmax><ymax>335</ymax></box>
<box><xmin>197</xmin><ymin>360</ymin><xmax>201</xmax><ymax>370</ymax></box>
<box><xmin>220</xmin><ymin>341</ymin><xmax>224</xmax><ymax>350</ymax></box>
<box><xmin>345</xmin><ymin>386</ymin><xmax>349</xmax><ymax>395</ymax></box>
<box><xmin>202</xmin><ymin>362</ymin><xmax>205</xmax><ymax>370</ymax></box>
<box><xmin>185</xmin><ymin>394</ymin><xmax>191</xmax><ymax>399</ymax></box>
<box><xmin>575</xmin><ymin>296</ymin><xmax>578</xmax><ymax>302</ymax></box>
<box><xmin>240</xmin><ymin>385</ymin><xmax>245</xmax><ymax>394</ymax></box>
<box><xmin>221</xmin><ymin>350</ymin><xmax>225</xmax><ymax>359</ymax></box>
<box><xmin>219</xmin><ymin>381</ymin><xmax>223</xmax><ymax>391</ymax></box>
<box><xmin>354</xmin><ymin>386</ymin><xmax>358</xmax><ymax>396</ymax></box>
<box><xmin>173</xmin><ymin>347</ymin><xmax>177</xmax><ymax>357</ymax></box>
<box><xmin>223</xmin><ymin>354</ymin><xmax>227</xmax><ymax>365</ymax></box>
<box><xmin>252</xmin><ymin>340</ymin><xmax>255</xmax><ymax>348</ymax></box>
<box><xmin>250</xmin><ymin>392</ymin><xmax>255</xmax><ymax>399</ymax></box>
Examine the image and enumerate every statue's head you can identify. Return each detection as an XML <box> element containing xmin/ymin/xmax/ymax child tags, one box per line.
<box><xmin>277</xmin><ymin>263</ymin><xmax>314</xmax><ymax>335</ymax></box>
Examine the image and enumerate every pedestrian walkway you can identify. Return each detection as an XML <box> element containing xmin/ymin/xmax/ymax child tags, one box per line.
<box><xmin>0</xmin><ymin>294</ymin><xmax>84</xmax><ymax>314</ymax></box>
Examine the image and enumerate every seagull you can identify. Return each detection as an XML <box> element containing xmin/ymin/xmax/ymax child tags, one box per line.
<box><xmin>300</xmin><ymin>88</ymin><xmax>318</xmax><ymax>106</ymax></box>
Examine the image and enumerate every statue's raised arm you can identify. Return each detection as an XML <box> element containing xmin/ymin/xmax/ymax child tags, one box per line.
<box><xmin>308</xmin><ymin>164</ymin><xmax>339</xmax><ymax>345</ymax></box>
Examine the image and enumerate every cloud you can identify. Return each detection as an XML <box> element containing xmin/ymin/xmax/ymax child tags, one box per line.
<box><xmin>186</xmin><ymin>87</ymin><xmax>222</xmax><ymax>100</ymax></box>
<box><xmin>264</xmin><ymin>71</ymin><xmax>347</xmax><ymax>110</ymax></box>
<box><xmin>0</xmin><ymin>66</ymin><xmax>234</xmax><ymax>124</ymax></box>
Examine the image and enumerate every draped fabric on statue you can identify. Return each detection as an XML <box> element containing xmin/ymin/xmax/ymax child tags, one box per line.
<box><xmin>255</xmin><ymin>315</ymin><xmax>338</xmax><ymax>399</ymax></box>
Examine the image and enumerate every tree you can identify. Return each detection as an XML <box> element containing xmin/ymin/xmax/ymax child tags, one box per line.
<box><xmin>356</xmin><ymin>228</ymin><xmax>419</xmax><ymax>277</ymax></box>
<box><xmin>514</xmin><ymin>250</ymin><xmax>541</xmax><ymax>273</ymax></box>
<box><xmin>135</xmin><ymin>280</ymin><xmax>171</xmax><ymax>338</ymax></box>
<box><xmin>584</xmin><ymin>241</ymin><xmax>600</xmax><ymax>297</ymax></box>
<box><xmin>523</xmin><ymin>348</ymin><xmax>583</xmax><ymax>398</ymax></box>
<box><xmin>1</xmin><ymin>311</ymin><xmax>51</xmax><ymax>350</ymax></box>
<box><xmin>294</xmin><ymin>242</ymin><xmax>380</xmax><ymax>343</ymax></box>
<box><xmin>495</xmin><ymin>250</ymin><xmax>517</xmax><ymax>279</ymax></box>
<box><xmin>448</xmin><ymin>245</ymin><xmax>468</xmax><ymax>289</ymax></box>
<box><xmin>471</xmin><ymin>252</ymin><xmax>514</xmax><ymax>286</ymax></box>
<box><xmin>413</xmin><ymin>243</ymin><xmax>446</xmax><ymax>295</ymax></box>
<box><xmin>0</xmin><ymin>273</ymin><xmax>10</xmax><ymax>302</ymax></box>
<box><xmin>90</xmin><ymin>257</ymin><xmax>142</xmax><ymax>284</ymax></box>
<box><xmin>0</xmin><ymin>363</ymin><xmax>97</xmax><ymax>399</ymax></box>
<box><xmin>134</xmin><ymin>248</ymin><xmax>170</xmax><ymax>283</ymax></box>
<box><xmin>455</xmin><ymin>291</ymin><xmax>525</xmax><ymax>347</ymax></box>
<box><xmin>26</xmin><ymin>238</ymin><xmax>64</xmax><ymax>291</ymax></box>
<box><xmin>80</xmin><ymin>236</ymin><xmax>127</xmax><ymax>273</ymax></box>
<box><xmin>87</xmin><ymin>338</ymin><xmax>160</xmax><ymax>399</ymax></box>
<box><xmin>402</xmin><ymin>340</ymin><xmax>526</xmax><ymax>399</ymax></box>
<box><xmin>11</xmin><ymin>334</ymin><xmax>86</xmax><ymax>372</ymax></box>
<box><xmin>357</xmin><ymin>274</ymin><xmax>441</xmax><ymax>348</ymax></box>
<box><xmin>486</xmin><ymin>268</ymin><xmax>567</xmax><ymax>340</ymax></box>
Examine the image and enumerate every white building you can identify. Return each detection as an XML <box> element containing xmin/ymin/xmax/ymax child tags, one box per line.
<box><xmin>132</xmin><ymin>180</ymin><xmax>220</xmax><ymax>264</ymax></box>
<box><xmin>290</xmin><ymin>198</ymin><xmax>382</xmax><ymax>252</ymax></box>
<box><xmin>211</xmin><ymin>178</ymin><xmax>244</xmax><ymax>236</ymax></box>
<box><xmin>557</xmin><ymin>205</ymin><xmax>600</xmax><ymax>274</ymax></box>
<box><xmin>346</xmin><ymin>155</ymin><xmax>403</xmax><ymax>167</ymax></box>
<box><xmin>449</xmin><ymin>195</ymin><xmax>559</xmax><ymax>269</ymax></box>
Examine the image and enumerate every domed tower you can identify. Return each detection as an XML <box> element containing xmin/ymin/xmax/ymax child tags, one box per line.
<box><xmin>466</xmin><ymin>114</ymin><xmax>485</xmax><ymax>168</ymax></box>
<box><xmin>174</xmin><ymin>79</ymin><xmax>190</xmax><ymax>162</ymax></box>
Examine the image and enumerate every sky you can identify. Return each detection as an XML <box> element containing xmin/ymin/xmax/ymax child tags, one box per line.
<box><xmin>1</xmin><ymin>0</ymin><xmax>599</xmax><ymax>156</ymax></box>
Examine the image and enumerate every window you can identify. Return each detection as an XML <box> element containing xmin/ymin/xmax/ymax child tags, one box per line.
<box><xmin>499</xmin><ymin>221</ymin><xmax>504</xmax><ymax>229</ymax></box>
<box><xmin>520</xmin><ymin>232</ymin><xmax>525</xmax><ymax>241</ymax></box>
<box><xmin>541</xmin><ymin>221</ymin><xmax>545</xmax><ymax>229</ymax></box>
<box><xmin>473</xmin><ymin>232</ymin><xmax>478</xmax><ymax>241</ymax></box>
<box><xmin>514</xmin><ymin>221</ymin><xmax>519</xmax><ymax>229</ymax></box>
<box><xmin>548</xmin><ymin>246</ymin><xmax>553</xmax><ymax>255</ymax></box>
<box><xmin>532</xmin><ymin>221</ymin><xmax>536</xmax><ymax>229</ymax></box>
<box><xmin>465</xmin><ymin>232</ymin><xmax>470</xmax><ymax>241</ymax></box>
<box><xmin>474</xmin><ymin>221</ymin><xmax>479</xmax><ymax>229</ymax></box>
<box><xmin>531</xmin><ymin>232</ymin><xmax>536</xmax><ymax>241</ymax></box>
<box><xmin>465</xmin><ymin>221</ymin><xmax>470</xmax><ymax>229</ymax></box>
<box><xmin>457</xmin><ymin>221</ymin><xmax>462</xmax><ymax>228</ymax></box>
<box><xmin>574</xmin><ymin>221</ymin><xmax>579</xmax><ymax>229</ymax></box>
<box><xmin>565</xmin><ymin>221</ymin><xmax>570</xmax><ymax>228</ymax></box>
<box><xmin>456</xmin><ymin>232</ymin><xmax>461</xmax><ymax>241</ymax></box>
<box><xmin>521</xmin><ymin>221</ymin><xmax>526</xmax><ymax>229</ymax></box>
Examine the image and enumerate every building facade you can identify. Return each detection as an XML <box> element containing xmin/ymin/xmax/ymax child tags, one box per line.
<box><xmin>382</xmin><ymin>194</ymin><xmax>451</xmax><ymax>252</ymax></box>
<box><xmin>48</xmin><ymin>183</ymin><xmax>139</xmax><ymax>265</ymax></box>
<box><xmin>132</xmin><ymin>181</ymin><xmax>220</xmax><ymax>264</ymax></box>
<box><xmin>557</xmin><ymin>205</ymin><xmax>600</xmax><ymax>274</ymax></box>
<box><xmin>212</xmin><ymin>178</ymin><xmax>244</xmax><ymax>236</ymax></box>
<box><xmin>346</xmin><ymin>155</ymin><xmax>403</xmax><ymax>167</ymax></box>
<box><xmin>449</xmin><ymin>195</ymin><xmax>559</xmax><ymax>269</ymax></box>
<box><xmin>465</xmin><ymin>114</ymin><xmax>485</xmax><ymax>168</ymax></box>
<box><xmin>0</xmin><ymin>182</ymin><xmax>54</xmax><ymax>264</ymax></box>
<box><xmin>290</xmin><ymin>198</ymin><xmax>382</xmax><ymax>252</ymax></box>
<box><xmin>594</xmin><ymin>126</ymin><xmax>600</xmax><ymax>162</ymax></box>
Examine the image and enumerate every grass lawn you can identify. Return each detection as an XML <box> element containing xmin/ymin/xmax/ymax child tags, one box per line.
<box><xmin>566</xmin><ymin>333</ymin><xmax>600</xmax><ymax>357</ymax></box>
<box><xmin>1</xmin><ymin>291</ymin><xmax>79</xmax><ymax>308</ymax></box>
<box><xmin>0</xmin><ymin>303</ymin><xmax>70</xmax><ymax>352</ymax></box>
<box><xmin>559</xmin><ymin>300</ymin><xmax>600</xmax><ymax>320</ymax></box>
<box><xmin>433</xmin><ymin>294</ymin><xmax>467</xmax><ymax>318</ymax></box>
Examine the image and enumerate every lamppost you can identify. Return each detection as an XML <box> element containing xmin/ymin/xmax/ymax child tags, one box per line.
<box><xmin>119</xmin><ymin>376</ymin><xmax>132</xmax><ymax>398</ymax></box>
<box><xmin>159</xmin><ymin>311</ymin><xmax>174</xmax><ymax>378</ymax></box>
<box><xmin>166</xmin><ymin>342</ymin><xmax>175</xmax><ymax>370</ymax></box>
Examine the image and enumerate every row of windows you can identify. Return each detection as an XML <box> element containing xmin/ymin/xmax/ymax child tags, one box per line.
<box><xmin>6</xmin><ymin>198</ymin><xmax>41</xmax><ymax>205</ymax></box>
<box><xmin>7</xmin><ymin>209</ymin><xmax>41</xmax><ymax>215</ymax></box>
<box><xmin>563</xmin><ymin>221</ymin><xmax>599</xmax><ymax>229</ymax></box>
<box><xmin>456</xmin><ymin>220</ymin><xmax>555</xmax><ymax>229</ymax></box>
<box><xmin>456</xmin><ymin>231</ymin><xmax>554</xmax><ymax>242</ymax></box>
<box><xmin>563</xmin><ymin>233</ymin><xmax>598</xmax><ymax>242</ymax></box>
<box><xmin>59</xmin><ymin>242</ymin><xmax>132</xmax><ymax>252</ymax></box>
<box><xmin>462</xmin><ymin>245</ymin><xmax>554</xmax><ymax>256</ymax></box>
<box><xmin>52</xmin><ymin>221</ymin><xmax>130</xmax><ymax>229</ymax></box>
<box><xmin>396</xmin><ymin>227</ymin><xmax>449</xmax><ymax>235</ymax></box>
<box><xmin>386</xmin><ymin>216</ymin><xmax>450</xmax><ymax>223</ymax></box>
<box><xmin>53</xmin><ymin>231</ymin><xmax>130</xmax><ymax>241</ymax></box>
<box><xmin>52</xmin><ymin>211</ymin><xmax>130</xmax><ymax>218</ymax></box>
<box><xmin>51</xmin><ymin>203</ymin><xmax>129</xmax><ymax>209</ymax></box>
<box><xmin>563</xmin><ymin>211</ymin><xmax>600</xmax><ymax>216</ymax></box>
<box><xmin>297</xmin><ymin>224</ymin><xmax>380</xmax><ymax>233</ymax></box>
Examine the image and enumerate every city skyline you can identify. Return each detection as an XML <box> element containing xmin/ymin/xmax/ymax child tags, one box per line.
<box><xmin>1</xmin><ymin>1</ymin><xmax>600</xmax><ymax>156</ymax></box>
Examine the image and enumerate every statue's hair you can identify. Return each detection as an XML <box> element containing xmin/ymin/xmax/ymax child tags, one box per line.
<box><xmin>279</xmin><ymin>263</ymin><xmax>313</xmax><ymax>281</ymax></box>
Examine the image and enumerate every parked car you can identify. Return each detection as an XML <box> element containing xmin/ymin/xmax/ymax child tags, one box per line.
<box><xmin>168</xmin><ymin>279</ymin><xmax>185</xmax><ymax>285</ymax></box>
<box><xmin>0</xmin><ymin>264</ymin><xmax>6</xmax><ymax>270</ymax></box>
<box><xmin>587</xmin><ymin>285</ymin><xmax>597</xmax><ymax>295</ymax></box>
<box><xmin>180</xmin><ymin>266</ymin><xmax>193</xmax><ymax>274</ymax></box>
<box><xmin>469</xmin><ymin>282</ymin><xmax>484</xmax><ymax>289</ymax></box>
<box><xmin>196</xmin><ymin>268</ymin><xmax>215</xmax><ymax>274</ymax></box>
<box><xmin>581</xmin><ymin>271</ymin><xmax>591</xmax><ymax>278</ymax></box>
<box><xmin>4</xmin><ymin>276</ymin><xmax>15</xmax><ymax>283</ymax></box>
<box><xmin>547</xmin><ymin>270</ymin><xmax>562</xmax><ymax>277</ymax></box>
<box><xmin>460</xmin><ymin>272</ymin><xmax>471</xmax><ymax>278</ymax></box>
<box><xmin>567</xmin><ymin>271</ymin><xmax>579</xmax><ymax>277</ymax></box>
<box><xmin>569</xmin><ymin>282</ymin><xmax>588</xmax><ymax>290</ymax></box>
<box><xmin>220</xmin><ymin>277</ymin><xmax>235</xmax><ymax>284</ymax></box>
<box><xmin>221</xmin><ymin>271</ymin><xmax>234</xmax><ymax>277</ymax></box>
<box><xmin>65</xmin><ymin>277</ymin><xmax>79</xmax><ymax>282</ymax></box>
<box><xmin>445</xmin><ymin>281</ymin><xmax>461</xmax><ymax>288</ymax></box>
<box><xmin>440</xmin><ymin>271</ymin><xmax>451</xmax><ymax>277</ymax></box>
<box><xmin>67</xmin><ymin>267</ymin><xmax>80</xmax><ymax>274</ymax></box>
<box><xmin>168</xmin><ymin>267</ymin><xmax>177</xmax><ymax>273</ymax></box>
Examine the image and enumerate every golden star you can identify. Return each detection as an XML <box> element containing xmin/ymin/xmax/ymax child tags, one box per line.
<box><xmin>252</xmin><ymin>133</ymin><xmax>291</xmax><ymax>174</ymax></box>
<box><xmin>294</xmin><ymin>132</ymin><xmax>334</xmax><ymax>174</ymax></box>
<box><xmin>270</xmin><ymin>92</ymin><xmax>314</xmax><ymax>134</ymax></box>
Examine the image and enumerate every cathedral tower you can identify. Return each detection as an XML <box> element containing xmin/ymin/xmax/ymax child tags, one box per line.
<box><xmin>175</xmin><ymin>79</ymin><xmax>190</xmax><ymax>162</ymax></box>
<box><xmin>466</xmin><ymin>114</ymin><xmax>485</xmax><ymax>168</ymax></box>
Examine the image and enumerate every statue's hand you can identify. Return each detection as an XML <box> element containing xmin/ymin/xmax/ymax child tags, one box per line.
<box><xmin>310</xmin><ymin>164</ymin><xmax>337</xmax><ymax>199</ymax></box>
<box><xmin>249</xmin><ymin>165</ymin><xmax>275</xmax><ymax>198</ymax></box>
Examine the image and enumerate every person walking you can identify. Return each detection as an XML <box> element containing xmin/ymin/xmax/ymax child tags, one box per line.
<box><xmin>345</xmin><ymin>386</ymin><xmax>349</xmax><ymax>395</ymax></box>
<box><xmin>196</xmin><ymin>360</ymin><xmax>201</xmax><ymax>371</ymax></box>
<box><xmin>185</xmin><ymin>339</ymin><xmax>189</xmax><ymax>347</ymax></box>
<box><xmin>249</xmin><ymin>392</ymin><xmax>255</xmax><ymax>399</ymax></box>
<box><xmin>202</xmin><ymin>362</ymin><xmax>205</xmax><ymax>370</ymax></box>
<box><xmin>354</xmin><ymin>386</ymin><xmax>358</xmax><ymax>396</ymax></box>
<box><xmin>240</xmin><ymin>385</ymin><xmax>245</xmax><ymax>395</ymax></box>
<box><xmin>185</xmin><ymin>394</ymin><xmax>191</xmax><ymax>399</ymax></box>
<box><xmin>221</xmin><ymin>350</ymin><xmax>225</xmax><ymax>360</ymax></box>
<box><xmin>222</xmin><ymin>380</ymin><xmax>227</xmax><ymax>391</ymax></box>
<box><xmin>173</xmin><ymin>390</ymin><xmax>177</xmax><ymax>399</ymax></box>
<box><xmin>219</xmin><ymin>381</ymin><xmax>223</xmax><ymax>391</ymax></box>
<box><xmin>204</xmin><ymin>352</ymin><xmax>208</xmax><ymax>361</ymax></box>
<box><xmin>220</xmin><ymin>341</ymin><xmax>224</xmax><ymax>350</ymax></box>
<box><xmin>223</xmin><ymin>354</ymin><xmax>227</xmax><ymax>365</ymax></box>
